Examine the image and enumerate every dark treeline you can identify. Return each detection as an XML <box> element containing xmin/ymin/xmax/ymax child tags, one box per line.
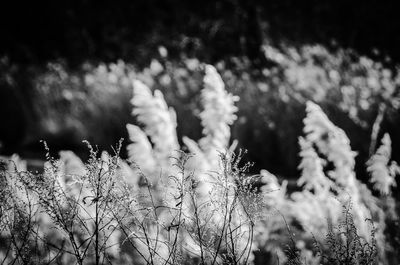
<box><xmin>1</xmin><ymin>0</ymin><xmax>400</xmax><ymax>65</ymax></box>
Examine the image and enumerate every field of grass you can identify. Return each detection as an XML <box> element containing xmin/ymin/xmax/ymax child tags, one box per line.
<box><xmin>1</xmin><ymin>53</ymin><xmax>400</xmax><ymax>264</ymax></box>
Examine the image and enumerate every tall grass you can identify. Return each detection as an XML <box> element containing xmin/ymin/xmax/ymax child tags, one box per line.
<box><xmin>1</xmin><ymin>60</ymin><xmax>399</xmax><ymax>264</ymax></box>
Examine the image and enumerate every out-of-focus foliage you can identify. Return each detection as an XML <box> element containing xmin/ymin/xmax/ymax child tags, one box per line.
<box><xmin>367</xmin><ymin>134</ymin><xmax>400</xmax><ymax>195</ymax></box>
<box><xmin>262</xmin><ymin>44</ymin><xmax>400</xmax><ymax>128</ymax></box>
<box><xmin>32</xmin><ymin>62</ymin><xmax>134</xmax><ymax>149</ymax></box>
<box><xmin>4</xmin><ymin>42</ymin><xmax>400</xmax><ymax>179</ymax></box>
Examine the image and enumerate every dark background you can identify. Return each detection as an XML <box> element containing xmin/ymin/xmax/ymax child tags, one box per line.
<box><xmin>1</xmin><ymin>0</ymin><xmax>399</xmax><ymax>65</ymax></box>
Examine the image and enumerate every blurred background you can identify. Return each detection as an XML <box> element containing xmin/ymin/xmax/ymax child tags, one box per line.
<box><xmin>0</xmin><ymin>0</ymin><xmax>399</xmax><ymax>192</ymax></box>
